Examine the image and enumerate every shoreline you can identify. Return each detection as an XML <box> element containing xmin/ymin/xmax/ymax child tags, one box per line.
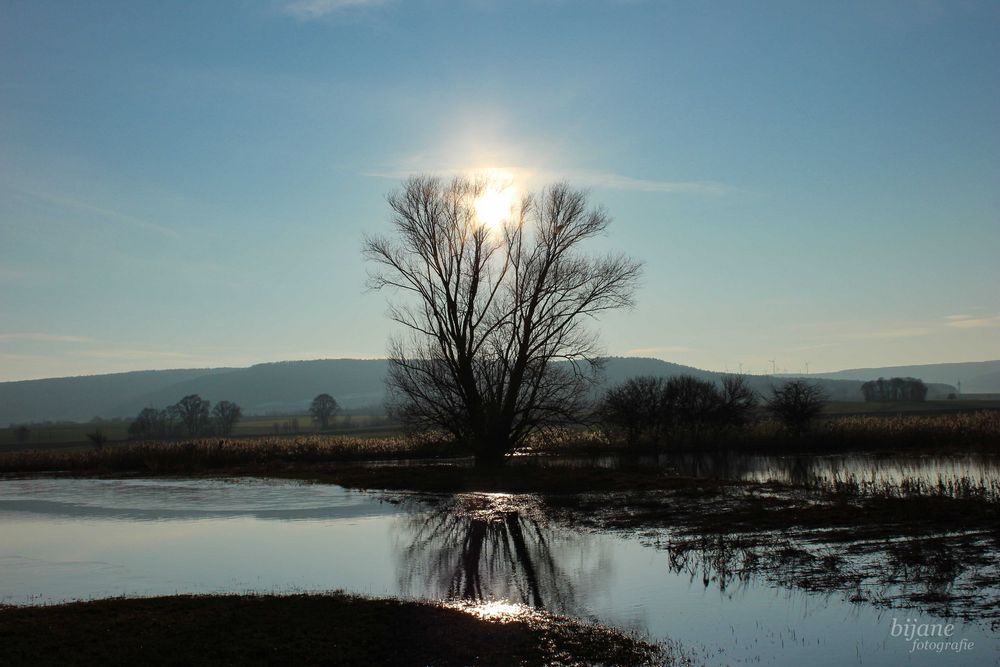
<box><xmin>0</xmin><ymin>593</ymin><xmax>667</xmax><ymax>666</ymax></box>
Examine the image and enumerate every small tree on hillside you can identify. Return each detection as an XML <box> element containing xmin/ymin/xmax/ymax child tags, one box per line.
<box><xmin>766</xmin><ymin>380</ymin><xmax>827</xmax><ymax>431</ymax></box>
<box><xmin>212</xmin><ymin>401</ymin><xmax>242</xmax><ymax>437</ymax></box>
<box><xmin>310</xmin><ymin>394</ymin><xmax>339</xmax><ymax>430</ymax></box>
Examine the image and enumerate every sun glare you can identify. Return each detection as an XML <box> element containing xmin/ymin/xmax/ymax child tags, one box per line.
<box><xmin>474</xmin><ymin>176</ymin><xmax>516</xmax><ymax>230</ymax></box>
<box><xmin>450</xmin><ymin>600</ymin><xmax>534</xmax><ymax>623</ymax></box>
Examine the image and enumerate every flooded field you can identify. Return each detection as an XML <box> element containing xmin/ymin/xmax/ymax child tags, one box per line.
<box><xmin>521</xmin><ymin>450</ymin><xmax>1000</xmax><ymax>489</ymax></box>
<box><xmin>1</xmin><ymin>477</ymin><xmax>997</xmax><ymax>665</ymax></box>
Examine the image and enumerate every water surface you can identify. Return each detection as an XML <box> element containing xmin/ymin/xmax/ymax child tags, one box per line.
<box><xmin>521</xmin><ymin>451</ymin><xmax>1000</xmax><ymax>488</ymax></box>
<box><xmin>1</xmin><ymin>477</ymin><xmax>996</xmax><ymax>666</ymax></box>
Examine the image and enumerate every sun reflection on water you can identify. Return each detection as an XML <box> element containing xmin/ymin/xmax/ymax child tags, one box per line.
<box><xmin>447</xmin><ymin>599</ymin><xmax>536</xmax><ymax>623</ymax></box>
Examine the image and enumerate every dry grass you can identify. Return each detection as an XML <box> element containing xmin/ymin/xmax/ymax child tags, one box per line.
<box><xmin>1</xmin><ymin>411</ymin><xmax>997</xmax><ymax>475</ymax></box>
<box><xmin>735</xmin><ymin>410</ymin><xmax>1000</xmax><ymax>451</ymax></box>
<box><xmin>530</xmin><ymin>411</ymin><xmax>1000</xmax><ymax>454</ymax></box>
<box><xmin>810</xmin><ymin>473</ymin><xmax>1000</xmax><ymax>502</ymax></box>
<box><xmin>0</xmin><ymin>433</ymin><xmax>459</xmax><ymax>475</ymax></box>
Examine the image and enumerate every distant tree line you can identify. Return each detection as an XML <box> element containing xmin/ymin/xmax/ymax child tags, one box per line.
<box><xmin>860</xmin><ymin>377</ymin><xmax>927</xmax><ymax>402</ymax></box>
<box><xmin>127</xmin><ymin>392</ymin><xmax>347</xmax><ymax>439</ymax></box>
<box><xmin>127</xmin><ymin>395</ymin><xmax>242</xmax><ymax>439</ymax></box>
<box><xmin>599</xmin><ymin>375</ymin><xmax>827</xmax><ymax>449</ymax></box>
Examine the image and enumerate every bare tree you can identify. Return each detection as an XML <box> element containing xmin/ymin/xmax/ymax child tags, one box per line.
<box><xmin>85</xmin><ymin>428</ymin><xmax>108</xmax><ymax>450</ymax></box>
<box><xmin>309</xmin><ymin>393</ymin><xmax>339</xmax><ymax>430</ymax></box>
<box><xmin>169</xmin><ymin>394</ymin><xmax>211</xmax><ymax>437</ymax></box>
<box><xmin>212</xmin><ymin>400</ymin><xmax>242</xmax><ymax>437</ymax></box>
<box><xmin>766</xmin><ymin>380</ymin><xmax>827</xmax><ymax>431</ymax></box>
<box><xmin>599</xmin><ymin>376</ymin><xmax>668</xmax><ymax>449</ymax></box>
<box><xmin>664</xmin><ymin>375</ymin><xmax>720</xmax><ymax>429</ymax></box>
<box><xmin>129</xmin><ymin>407</ymin><xmax>158</xmax><ymax>439</ymax></box>
<box><xmin>716</xmin><ymin>374</ymin><xmax>758</xmax><ymax>426</ymax></box>
<box><xmin>365</xmin><ymin>176</ymin><xmax>642</xmax><ymax>465</ymax></box>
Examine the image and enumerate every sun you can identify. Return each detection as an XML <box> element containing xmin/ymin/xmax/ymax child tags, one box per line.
<box><xmin>474</xmin><ymin>177</ymin><xmax>515</xmax><ymax>230</ymax></box>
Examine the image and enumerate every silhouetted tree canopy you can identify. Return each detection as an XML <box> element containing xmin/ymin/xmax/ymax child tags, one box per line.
<box><xmin>766</xmin><ymin>380</ymin><xmax>827</xmax><ymax>431</ymax></box>
<box><xmin>860</xmin><ymin>377</ymin><xmax>927</xmax><ymax>402</ymax></box>
<box><xmin>170</xmin><ymin>394</ymin><xmax>211</xmax><ymax>437</ymax></box>
<box><xmin>717</xmin><ymin>375</ymin><xmax>758</xmax><ymax>427</ymax></box>
<box><xmin>212</xmin><ymin>400</ymin><xmax>242</xmax><ymax>436</ymax></box>
<box><xmin>599</xmin><ymin>376</ymin><xmax>668</xmax><ymax>448</ymax></box>
<box><xmin>365</xmin><ymin>176</ymin><xmax>642</xmax><ymax>465</ymax></box>
<box><xmin>664</xmin><ymin>376</ymin><xmax>720</xmax><ymax>429</ymax></box>
<box><xmin>309</xmin><ymin>394</ymin><xmax>339</xmax><ymax>430</ymax></box>
<box><xmin>600</xmin><ymin>374</ymin><xmax>758</xmax><ymax>449</ymax></box>
<box><xmin>128</xmin><ymin>407</ymin><xmax>168</xmax><ymax>439</ymax></box>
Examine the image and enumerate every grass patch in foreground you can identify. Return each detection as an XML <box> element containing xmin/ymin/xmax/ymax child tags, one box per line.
<box><xmin>0</xmin><ymin>593</ymin><xmax>667</xmax><ymax>667</ymax></box>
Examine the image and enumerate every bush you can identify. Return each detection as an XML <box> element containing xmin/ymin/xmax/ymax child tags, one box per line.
<box><xmin>600</xmin><ymin>374</ymin><xmax>758</xmax><ymax>448</ymax></box>
<box><xmin>766</xmin><ymin>380</ymin><xmax>827</xmax><ymax>431</ymax></box>
<box><xmin>717</xmin><ymin>375</ymin><xmax>758</xmax><ymax>427</ymax></box>
<box><xmin>85</xmin><ymin>429</ymin><xmax>108</xmax><ymax>450</ymax></box>
<box><xmin>664</xmin><ymin>376</ymin><xmax>721</xmax><ymax>429</ymax></box>
<box><xmin>599</xmin><ymin>376</ymin><xmax>668</xmax><ymax>449</ymax></box>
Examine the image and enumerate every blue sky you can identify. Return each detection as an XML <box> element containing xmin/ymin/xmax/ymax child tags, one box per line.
<box><xmin>1</xmin><ymin>0</ymin><xmax>998</xmax><ymax>381</ymax></box>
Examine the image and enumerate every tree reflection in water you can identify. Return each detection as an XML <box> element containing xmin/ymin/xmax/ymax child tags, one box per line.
<box><xmin>396</xmin><ymin>494</ymin><xmax>601</xmax><ymax>613</ymax></box>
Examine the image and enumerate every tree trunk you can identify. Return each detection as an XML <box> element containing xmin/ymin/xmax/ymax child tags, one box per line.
<box><xmin>472</xmin><ymin>426</ymin><xmax>511</xmax><ymax>467</ymax></box>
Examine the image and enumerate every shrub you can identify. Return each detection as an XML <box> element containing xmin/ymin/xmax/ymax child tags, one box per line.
<box><xmin>85</xmin><ymin>429</ymin><xmax>108</xmax><ymax>450</ymax></box>
<box><xmin>663</xmin><ymin>376</ymin><xmax>720</xmax><ymax>429</ymax></box>
<box><xmin>599</xmin><ymin>376</ymin><xmax>668</xmax><ymax>449</ymax></box>
<box><xmin>766</xmin><ymin>380</ymin><xmax>827</xmax><ymax>431</ymax></box>
<box><xmin>716</xmin><ymin>375</ymin><xmax>758</xmax><ymax>426</ymax></box>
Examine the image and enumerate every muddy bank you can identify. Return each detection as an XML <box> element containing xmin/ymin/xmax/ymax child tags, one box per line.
<box><xmin>0</xmin><ymin>593</ymin><xmax>669</xmax><ymax>667</ymax></box>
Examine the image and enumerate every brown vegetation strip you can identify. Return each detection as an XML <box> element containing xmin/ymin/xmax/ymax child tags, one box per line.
<box><xmin>0</xmin><ymin>593</ymin><xmax>665</xmax><ymax>667</ymax></box>
<box><xmin>1</xmin><ymin>411</ymin><xmax>997</xmax><ymax>476</ymax></box>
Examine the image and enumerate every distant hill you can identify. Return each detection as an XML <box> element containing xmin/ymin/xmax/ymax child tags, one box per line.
<box><xmin>964</xmin><ymin>370</ymin><xmax>1000</xmax><ymax>394</ymax></box>
<box><xmin>109</xmin><ymin>359</ymin><xmax>390</xmax><ymax>419</ymax></box>
<box><xmin>805</xmin><ymin>360</ymin><xmax>1000</xmax><ymax>392</ymax></box>
<box><xmin>0</xmin><ymin>360</ymin><xmax>389</xmax><ymax>425</ymax></box>
<box><xmin>0</xmin><ymin>368</ymin><xmax>234</xmax><ymax>425</ymax></box>
<box><xmin>0</xmin><ymin>357</ymin><xmax>959</xmax><ymax>425</ymax></box>
<box><xmin>604</xmin><ymin>358</ymin><xmax>954</xmax><ymax>403</ymax></box>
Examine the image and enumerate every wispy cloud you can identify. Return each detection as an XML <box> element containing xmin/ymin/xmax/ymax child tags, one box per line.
<box><xmin>0</xmin><ymin>332</ymin><xmax>92</xmax><ymax>343</ymax></box>
<box><xmin>3</xmin><ymin>182</ymin><xmax>178</xmax><ymax>238</ymax></box>
<box><xmin>945</xmin><ymin>314</ymin><xmax>1000</xmax><ymax>329</ymax></box>
<box><xmin>283</xmin><ymin>0</ymin><xmax>385</xmax><ymax>19</ymax></box>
